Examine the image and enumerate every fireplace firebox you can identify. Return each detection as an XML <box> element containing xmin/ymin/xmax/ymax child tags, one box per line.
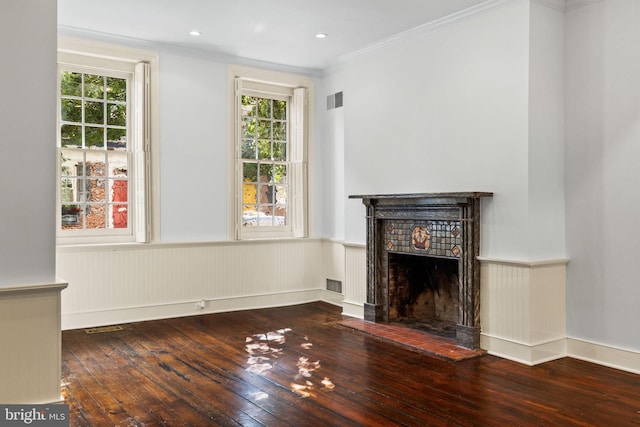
<box><xmin>350</xmin><ymin>192</ymin><xmax>493</xmax><ymax>349</ymax></box>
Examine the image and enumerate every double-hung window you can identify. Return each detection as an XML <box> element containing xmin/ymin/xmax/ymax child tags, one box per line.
<box><xmin>57</xmin><ymin>45</ymin><xmax>151</xmax><ymax>244</ymax></box>
<box><xmin>232</xmin><ymin>66</ymin><xmax>312</xmax><ymax>240</ymax></box>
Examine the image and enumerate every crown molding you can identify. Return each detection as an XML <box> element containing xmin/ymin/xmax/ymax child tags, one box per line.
<box><xmin>339</xmin><ymin>0</ymin><xmax>522</xmax><ymax>64</ymax></box>
<box><xmin>531</xmin><ymin>0</ymin><xmax>566</xmax><ymax>11</ymax></box>
<box><xmin>565</xmin><ymin>0</ymin><xmax>603</xmax><ymax>12</ymax></box>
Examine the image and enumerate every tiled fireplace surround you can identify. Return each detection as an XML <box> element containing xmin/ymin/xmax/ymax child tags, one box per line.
<box><xmin>350</xmin><ymin>193</ymin><xmax>493</xmax><ymax>349</ymax></box>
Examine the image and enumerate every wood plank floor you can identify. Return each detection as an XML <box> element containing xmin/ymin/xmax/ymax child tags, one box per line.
<box><xmin>61</xmin><ymin>302</ymin><xmax>640</xmax><ymax>426</ymax></box>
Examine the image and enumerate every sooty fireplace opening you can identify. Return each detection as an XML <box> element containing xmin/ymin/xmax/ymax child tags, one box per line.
<box><xmin>388</xmin><ymin>253</ymin><xmax>459</xmax><ymax>338</ymax></box>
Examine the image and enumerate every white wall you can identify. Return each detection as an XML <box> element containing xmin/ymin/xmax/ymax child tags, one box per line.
<box><xmin>0</xmin><ymin>0</ymin><xmax>65</xmax><ymax>404</ymax></box>
<box><xmin>159</xmin><ymin>51</ymin><xmax>230</xmax><ymax>241</ymax></box>
<box><xmin>341</xmin><ymin>1</ymin><xmax>533</xmax><ymax>260</ymax></box>
<box><xmin>0</xmin><ymin>0</ymin><xmax>57</xmax><ymax>287</ymax></box>
<box><xmin>318</xmin><ymin>68</ymin><xmax>346</xmax><ymax>240</ymax></box>
<box><xmin>565</xmin><ymin>0</ymin><xmax>640</xmax><ymax>351</ymax></box>
<box><xmin>528</xmin><ymin>1</ymin><xmax>566</xmax><ymax>260</ymax></box>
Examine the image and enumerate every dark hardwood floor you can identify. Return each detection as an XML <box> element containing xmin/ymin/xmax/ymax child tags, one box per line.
<box><xmin>61</xmin><ymin>302</ymin><xmax>640</xmax><ymax>426</ymax></box>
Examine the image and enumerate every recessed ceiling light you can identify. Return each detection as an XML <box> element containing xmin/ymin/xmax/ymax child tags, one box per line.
<box><xmin>315</xmin><ymin>33</ymin><xmax>328</xmax><ymax>39</ymax></box>
<box><xmin>190</xmin><ymin>30</ymin><xmax>201</xmax><ymax>36</ymax></box>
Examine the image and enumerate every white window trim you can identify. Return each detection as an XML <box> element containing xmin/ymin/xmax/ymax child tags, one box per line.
<box><xmin>57</xmin><ymin>37</ymin><xmax>159</xmax><ymax>245</ymax></box>
<box><xmin>228</xmin><ymin>65</ymin><xmax>314</xmax><ymax>240</ymax></box>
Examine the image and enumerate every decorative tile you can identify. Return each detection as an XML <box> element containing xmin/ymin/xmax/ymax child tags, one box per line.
<box><xmin>411</xmin><ymin>226</ymin><xmax>430</xmax><ymax>250</ymax></box>
<box><xmin>383</xmin><ymin>219</ymin><xmax>462</xmax><ymax>258</ymax></box>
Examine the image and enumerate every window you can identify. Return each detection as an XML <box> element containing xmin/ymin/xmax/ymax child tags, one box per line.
<box><xmin>231</xmin><ymin>67</ymin><xmax>312</xmax><ymax>240</ymax></box>
<box><xmin>57</xmin><ymin>41</ymin><xmax>153</xmax><ymax>244</ymax></box>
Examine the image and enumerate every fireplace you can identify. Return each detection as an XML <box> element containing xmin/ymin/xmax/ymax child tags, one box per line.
<box><xmin>350</xmin><ymin>192</ymin><xmax>492</xmax><ymax>349</ymax></box>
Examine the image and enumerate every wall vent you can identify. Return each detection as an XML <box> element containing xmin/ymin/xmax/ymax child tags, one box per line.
<box><xmin>326</xmin><ymin>91</ymin><xmax>344</xmax><ymax>110</ymax></box>
<box><xmin>326</xmin><ymin>278</ymin><xmax>343</xmax><ymax>293</ymax></box>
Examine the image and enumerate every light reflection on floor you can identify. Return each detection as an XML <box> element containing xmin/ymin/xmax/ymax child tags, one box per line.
<box><xmin>244</xmin><ymin>328</ymin><xmax>335</xmax><ymax>399</ymax></box>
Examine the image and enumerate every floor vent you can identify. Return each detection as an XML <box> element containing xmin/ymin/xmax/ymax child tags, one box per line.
<box><xmin>326</xmin><ymin>279</ymin><xmax>343</xmax><ymax>293</ymax></box>
<box><xmin>84</xmin><ymin>325</ymin><xmax>125</xmax><ymax>334</ymax></box>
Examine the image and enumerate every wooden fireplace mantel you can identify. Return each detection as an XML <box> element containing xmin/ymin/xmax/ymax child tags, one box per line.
<box><xmin>350</xmin><ymin>192</ymin><xmax>493</xmax><ymax>349</ymax></box>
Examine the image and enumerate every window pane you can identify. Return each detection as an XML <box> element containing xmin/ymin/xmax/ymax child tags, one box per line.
<box><xmin>273</xmin><ymin>164</ymin><xmax>287</xmax><ymax>183</ymax></box>
<box><xmin>273</xmin><ymin>100</ymin><xmax>286</xmax><ymax>120</ymax></box>
<box><xmin>257</xmin><ymin>140</ymin><xmax>271</xmax><ymax>160</ymax></box>
<box><xmin>257</xmin><ymin>120</ymin><xmax>271</xmax><ymax>139</ymax></box>
<box><xmin>61</xmin><ymin>202</ymin><xmax>84</xmax><ymax>229</ymax></box>
<box><xmin>241</xmin><ymin>139</ymin><xmax>256</xmax><ymax>159</ymax></box>
<box><xmin>274</xmin><ymin>205</ymin><xmax>286</xmax><ymax>225</ymax></box>
<box><xmin>241</xmin><ymin>96</ymin><xmax>256</xmax><ymax>117</ymax></box>
<box><xmin>259</xmin><ymin>183</ymin><xmax>274</xmax><ymax>204</ymax></box>
<box><xmin>107</xmin><ymin>128</ymin><xmax>127</xmax><ymax>150</ymax></box>
<box><xmin>273</xmin><ymin>121</ymin><xmax>287</xmax><ymax>141</ymax></box>
<box><xmin>61</xmin><ymin>124</ymin><xmax>82</xmax><ymax>147</ymax></box>
<box><xmin>85</xmin><ymin>176</ymin><xmax>106</xmax><ymax>230</ymax></box>
<box><xmin>61</xmin><ymin>72</ymin><xmax>82</xmax><ymax>97</ymax></box>
<box><xmin>242</xmin><ymin>205</ymin><xmax>258</xmax><ymax>227</ymax></box>
<box><xmin>275</xmin><ymin>185</ymin><xmax>287</xmax><ymax>204</ymax></box>
<box><xmin>106</xmin><ymin>77</ymin><xmax>126</xmax><ymax>101</ymax></box>
<box><xmin>85</xmin><ymin>151</ymin><xmax>107</xmax><ymax>177</ymax></box>
<box><xmin>60</xmin><ymin>178</ymin><xmax>78</xmax><ymax>204</ymax></box>
<box><xmin>86</xmin><ymin>202</ymin><xmax>106</xmax><ymax>229</ymax></box>
<box><xmin>242</xmin><ymin>117</ymin><xmax>256</xmax><ymax>138</ymax></box>
<box><xmin>61</xmin><ymin>99</ymin><xmax>82</xmax><ymax>123</ymax></box>
<box><xmin>110</xmin><ymin>202</ymin><xmax>128</xmax><ymax>229</ymax></box>
<box><xmin>85</xmin><ymin>101</ymin><xmax>104</xmax><ymax>124</ymax></box>
<box><xmin>257</xmin><ymin>98</ymin><xmax>271</xmax><ymax>118</ymax></box>
<box><xmin>85</xmin><ymin>126</ymin><xmax>104</xmax><ymax>148</ymax></box>
<box><xmin>259</xmin><ymin>164</ymin><xmax>273</xmax><ymax>183</ymax></box>
<box><xmin>259</xmin><ymin>206</ymin><xmax>274</xmax><ymax>226</ymax></box>
<box><xmin>109</xmin><ymin>178</ymin><xmax>128</xmax><ymax>229</ymax></box>
<box><xmin>107</xmin><ymin>103</ymin><xmax>126</xmax><ymax>126</ymax></box>
<box><xmin>84</xmin><ymin>74</ymin><xmax>104</xmax><ymax>99</ymax></box>
<box><xmin>273</xmin><ymin>142</ymin><xmax>286</xmax><ymax>161</ymax></box>
<box><xmin>60</xmin><ymin>152</ymin><xmax>79</xmax><ymax>177</ymax></box>
<box><xmin>243</xmin><ymin>163</ymin><xmax>258</xmax><ymax>183</ymax></box>
<box><xmin>108</xmin><ymin>151</ymin><xmax>128</xmax><ymax>177</ymax></box>
<box><xmin>243</xmin><ymin>183</ymin><xmax>257</xmax><ymax>204</ymax></box>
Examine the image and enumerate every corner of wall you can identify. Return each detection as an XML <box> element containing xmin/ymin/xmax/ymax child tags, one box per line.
<box><xmin>480</xmin><ymin>258</ymin><xmax>567</xmax><ymax>365</ymax></box>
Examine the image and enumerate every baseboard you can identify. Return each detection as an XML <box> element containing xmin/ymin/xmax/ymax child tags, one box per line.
<box><xmin>318</xmin><ymin>289</ymin><xmax>344</xmax><ymax>307</ymax></box>
<box><xmin>567</xmin><ymin>338</ymin><xmax>640</xmax><ymax>375</ymax></box>
<box><xmin>341</xmin><ymin>300</ymin><xmax>364</xmax><ymax>319</ymax></box>
<box><xmin>62</xmin><ymin>289</ymin><xmax>330</xmax><ymax>330</ymax></box>
<box><xmin>481</xmin><ymin>334</ymin><xmax>567</xmax><ymax>365</ymax></box>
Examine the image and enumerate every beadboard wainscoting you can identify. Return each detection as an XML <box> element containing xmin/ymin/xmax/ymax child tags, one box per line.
<box><xmin>343</xmin><ymin>243</ymin><xmax>367</xmax><ymax>319</ymax></box>
<box><xmin>0</xmin><ymin>282</ymin><xmax>67</xmax><ymax>404</ymax></box>
<box><xmin>479</xmin><ymin>258</ymin><xmax>568</xmax><ymax>365</ymax></box>
<box><xmin>57</xmin><ymin>239</ymin><xmax>339</xmax><ymax>330</ymax></box>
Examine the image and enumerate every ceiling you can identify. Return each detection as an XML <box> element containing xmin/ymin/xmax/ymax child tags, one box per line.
<box><xmin>58</xmin><ymin>0</ymin><xmax>489</xmax><ymax>71</ymax></box>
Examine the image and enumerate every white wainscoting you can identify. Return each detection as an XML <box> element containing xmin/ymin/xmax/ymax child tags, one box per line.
<box><xmin>57</xmin><ymin>239</ymin><xmax>334</xmax><ymax>330</ymax></box>
<box><xmin>321</xmin><ymin>240</ymin><xmax>347</xmax><ymax>307</ymax></box>
<box><xmin>0</xmin><ymin>282</ymin><xmax>67</xmax><ymax>404</ymax></box>
<box><xmin>343</xmin><ymin>243</ymin><xmax>366</xmax><ymax>318</ymax></box>
<box><xmin>57</xmin><ymin>240</ymin><xmax>640</xmax><ymax>374</ymax></box>
<box><xmin>479</xmin><ymin>257</ymin><xmax>568</xmax><ymax>365</ymax></box>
